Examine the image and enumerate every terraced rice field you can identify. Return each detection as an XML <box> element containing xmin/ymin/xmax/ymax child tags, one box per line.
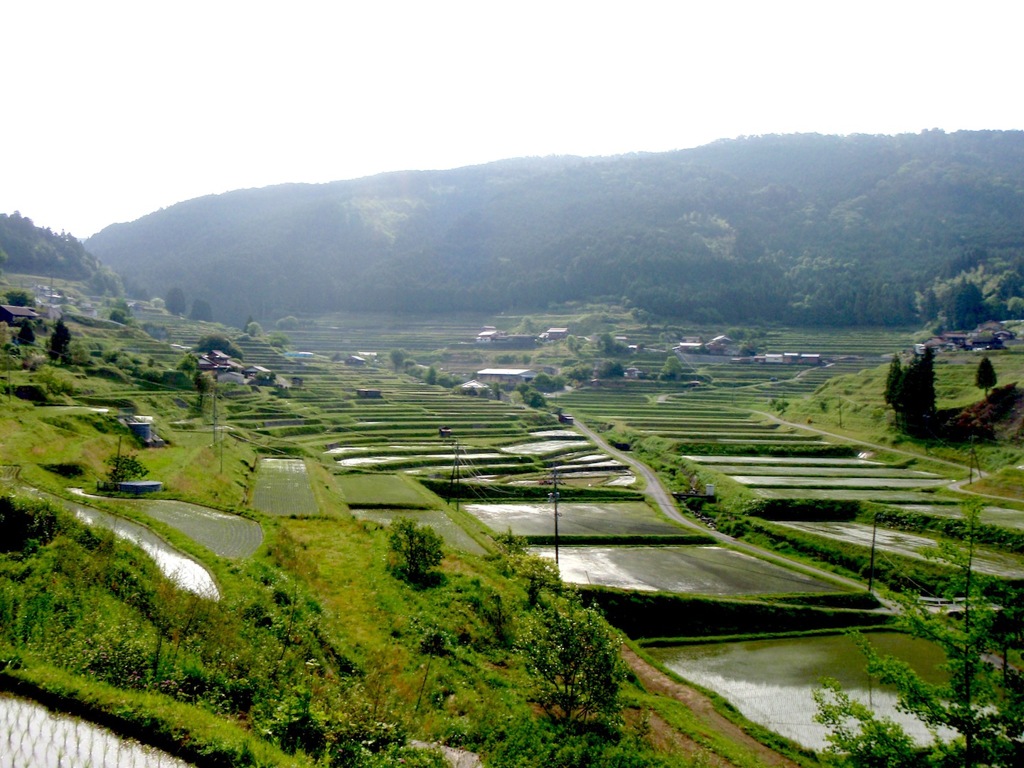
<box><xmin>335</xmin><ymin>473</ymin><xmax>437</xmax><ymax>508</ymax></box>
<box><xmin>752</xmin><ymin>489</ymin><xmax>958</xmax><ymax>503</ymax></box>
<box><xmin>252</xmin><ymin>458</ymin><xmax>320</xmax><ymax>517</ymax></box>
<box><xmin>683</xmin><ymin>451</ymin><xmax>957</xmax><ymax>500</ymax></box>
<box><xmin>27</xmin><ymin>488</ymin><xmax>220</xmax><ymax>599</ymax></box>
<box><xmin>463</xmin><ymin>501</ymin><xmax>684</xmax><ymax>537</ymax></box>
<box><xmin>772</xmin><ymin>520</ymin><xmax>1024</xmax><ymax>578</ymax></box>
<box><xmin>70</xmin><ymin>502</ymin><xmax>220</xmax><ymax>599</ymax></box>
<box><xmin>349</xmin><ymin>509</ymin><xmax>487</xmax><ymax>555</ymax></box>
<box><xmin>731</xmin><ymin>475</ymin><xmax>950</xmax><ymax>489</ymax></box>
<box><xmin>649</xmin><ymin>631</ymin><xmax>946</xmax><ymax>750</ymax></box>
<box><xmin>683</xmin><ymin>456</ymin><xmax>881</xmax><ymax>466</ymax></box>
<box><xmin>533</xmin><ymin>545</ymin><xmax>843</xmax><ymax>595</ymax></box>
<box><xmin>321</xmin><ymin>416</ymin><xmax>629</xmax><ymax>482</ymax></box>
<box><xmin>0</xmin><ymin>694</ymin><xmax>195</xmax><ymax>768</ymax></box>
<box><xmin>899</xmin><ymin>504</ymin><xmax>1024</xmax><ymax>530</ymax></box>
<box><xmin>129</xmin><ymin>500</ymin><xmax>263</xmax><ymax>558</ymax></box>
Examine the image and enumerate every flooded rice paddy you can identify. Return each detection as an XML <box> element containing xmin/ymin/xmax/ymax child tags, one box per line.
<box><xmin>129</xmin><ymin>500</ymin><xmax>263</xmax><ymax>559</ymax></box>
<box><xmin>21</xmin><ymin>488</ymin><xmax>219</xmax><ymax>599</ymax></box>
<box><xmin>532</xmin><ymin>545</ymin><xmax>842</xmax><ymax>594</ymax></box>
<box><xmin>336</xmin><ymin>453</ymin><xmax>503</xmax><ymax>467</ymax></box>
<box><xmin>463</xmin><ymin>502</ymin><xmax>683</xmax><ymax>537</ymax></box>
<box><xmin>900</xmin><ymin>504</ymin><xmax>1024</xmax><ymax>530</ymax></box>
<box><xmin>731</xmin><ymin>476</ymin><xmax>949</xmax><ymax>488</ymax></box>
<box><xmin>684</xmin><ymin>456</ymin><xmax>884</xmax><ymax>466</ymax></box>
<box><xmin>500</xmin><ymin>440</ymin><xmax>587</xmax><ymax>456</ymax></box>
<box><xmin>685</xmin><ymin>453</ymin><xmax>957</xmax><ymax>504</ymax></box>
<box><xmin>708</xmin><ymin>466</ymin><xmax>939</xmax><ymax>478</ymax></box>
<box><xmin>0</xmin><ymin>694</ymin><xmax>195</xmax><ymax>768</ymax></box>
<box><xmin>650</xmin><ymin>632</ymin><xmax>949</xmax><ymax>750</ymax></box>
<box><xmin>71</xmin><ymin>504</ymin><xmax>220</xmax><ymax>599</ymax></box>
<box><xmin>753</xmin><ymin>489</ymin><xmax>952</xmax><ymax>502</ymax></box>
<box><xmin>773</xmin><ymin>520</ymin><xmax>1024</xmax><ymax>578</ymax></box>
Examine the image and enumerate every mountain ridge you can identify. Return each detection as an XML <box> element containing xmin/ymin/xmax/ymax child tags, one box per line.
<box><xmin>83</xmin><ymin>130</ymin><xmax>1024</xmax><ymax>327</ymax></box>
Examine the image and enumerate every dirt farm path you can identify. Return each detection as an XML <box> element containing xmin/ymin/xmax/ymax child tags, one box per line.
<box><xmin>622</xmin><ymin>646</ymin><xmax>803</xmax><ymax>768</ymax></box>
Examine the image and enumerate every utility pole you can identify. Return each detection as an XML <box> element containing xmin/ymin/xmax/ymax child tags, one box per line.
<box><xmin>212</xmin><ymin>380</ymin><xmax>218</xmax><ymax>451</ymax></box>
<box><xmin>449</xmin><ymin>440</ymin><xmax>460</xmax><ymax>512</ymax></box>
<box><xmin>868</xmin><ymin>511</ymin><xmax>879</xmax><ymax>594</ymax></box>
<box><xmin>549</xmin><ymin>468</ymin><xmax>560</xmax><ymax>565</ymax></box>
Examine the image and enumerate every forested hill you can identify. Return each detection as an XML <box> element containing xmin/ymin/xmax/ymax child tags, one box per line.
<box><xmin>86</xmin><ymin>130</ymin><xmax>1024</xmax><ymax>328</ymax></box>
<box><xmin>0</xmin><ymin>213</ymin><xmax>121</xmax><ymax>294</ymax></box>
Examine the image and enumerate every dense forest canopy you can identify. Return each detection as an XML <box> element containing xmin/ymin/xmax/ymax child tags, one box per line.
<box><xmin>72</xmin><ymin>130</ymin><xmax>1024</xmax><ymax>327</ymax></box>
<box><xmin>0</xmin><ymin>212</ymin><xmax>121</xmax><ymax>294</ymax></box>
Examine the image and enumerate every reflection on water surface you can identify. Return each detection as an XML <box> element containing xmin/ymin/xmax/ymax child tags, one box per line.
<box><xmin>0</xmin><ymin>694</ymin><xmax>194</xmax><ymax>768</ymax></box>
<box><xmin>651</xmin><ymin>632</ymin><xmax>948</xmax><ymax>750</ymax></box>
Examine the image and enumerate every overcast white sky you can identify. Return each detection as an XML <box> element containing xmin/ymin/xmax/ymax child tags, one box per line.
<box><xmin>3</xmin><ymin>0</ymin><xmax>1021</xmax><ymax>238</ymax></box>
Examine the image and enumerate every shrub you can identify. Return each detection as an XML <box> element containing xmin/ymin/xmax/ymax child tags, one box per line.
<box><xmin>0</xmin><ymin>494</ymin><xmax>61</xmax><ymax>552</ymax></box>
<box><xmin>518</xmin><ymin>595</ymin><xmax>626</xmax><ymax>726</ymax></box>
<box><xmin>388</xmin><ymin>518</ymin><xmax>444</xmax><ymax>586</ymax></box>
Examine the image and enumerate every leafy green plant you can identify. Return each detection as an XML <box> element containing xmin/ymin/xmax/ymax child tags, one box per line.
<box><xmin>518</xmin><ymin>595</ymin><xmax>626</xmax><ymax>727</ymax></box>
<box><xmin>815</xmin><ymin>501</ymin><xmax>1024</xmax><ymax>768</ymax></box>
<box><xmin>388</xmin><ymin>518</ymin><xmax>444</xmax><ymax>586</ymax></box>
<box><xmin>105</xmin><ymin>452</ymin><xmax>148</xmax><ymax>485</ymax></box>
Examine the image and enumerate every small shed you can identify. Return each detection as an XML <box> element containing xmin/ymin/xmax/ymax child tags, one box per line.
<box><xmin>0</xmin><ymin>305</ymin><xmax>39</xmax><ymax>324</ymax></box>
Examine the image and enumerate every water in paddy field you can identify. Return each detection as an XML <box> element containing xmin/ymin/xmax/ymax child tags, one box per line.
<box><xmin>650</xmin><ymin>632</ymin><xmax>950</xmax><ymax>751</ymax></box>
<box><xmin>533</xmin><ymin>545</ymin><xmax>840</xmax><ymax>594</ymax></box>
<box><xmin>71</xmin><ymin>505</ymin><xmax>220</xmax><ymax>599</ymax></box>
<box><xmin>18</xmin><ymin>488</ymin><xmax>219</xmax><ymax>600</ymax></box>
<box><xmin>0</xmin><ymin>694</ymin><xmax>195</xmax><ymax>768</ymax></box>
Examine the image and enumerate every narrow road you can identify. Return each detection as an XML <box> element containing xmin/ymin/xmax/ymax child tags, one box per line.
<box><xmin>572</xmin><ymin>417</ymin><xmax>875</xmax><ymax>594</ymax></box>
<box><xmin>572</xmin><ymin>417</ymin><xmax>703</xmax><ymax>531</ymax></box>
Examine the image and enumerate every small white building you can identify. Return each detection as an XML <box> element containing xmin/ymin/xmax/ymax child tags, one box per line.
<box><xmin>541</xmin><ymin>327</ymin><xmax>569</xmax><ymax>341</ymax></box>
<box><xmin>476</xmin><ymin>327</ymin><xmax>506</xmax><ymax>343</ymax></box>
<box><xmin>475</xmin><ymin>368</ymin><xmax>536</xmax><ymax>385</ymax></box>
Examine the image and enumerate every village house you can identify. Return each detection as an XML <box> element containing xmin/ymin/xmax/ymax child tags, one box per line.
<box><xmin>459</xmin><ymin>379</ymin><xmax>492</xmax><ymax>394</ymax></box>
<box><xmin>976</xmin><ymin>320</ymin><xmax>1015</xmax><ymax>343</ymax></box>
<box><xmin>242</xmin><ymin>364</ymin><xmax>272</xmax><ymax>378</ymax></box>
<box><xmin>0</xmin><ymin>305</ymin><xmax>39</xmax><ymax>325</ymax></box>
<box><xmin>475</xmin><ymin>368</ymin><xmax>536</xmax><ymax>385</ymax></box>
<box><xmin>196</xmin><ymin>350</ymin><xmax>237</xmax><ymax>372</ymax></box>
<box><xmin>540</xmin><ymin>327</ymin><xmax>569</xmax><ymax>341</ymax></box>
<box><xmin>705</xmin><ymin>335</ymin><xmax>733</xmax><ymax>354</ymax></box>
<box><xmin>216</xmin><ymin>370</ymin><xmax>247</xmax><ymax>386</ymax></box>
<box><xmin>924</xmin><ymin>321</ymin><xmax>1017</xmax><ymax>354</ymax></box>
<box><xmin>476</xmin><ymin>327</ymin><xmax>505</xmax><ymax>343</ymax></box>
<box><xmin>673</xmin><ymin>340</ymin><xmax>705</xmax><ymax>353</ymax></box>
<box><xmin>750</xmin><ymin>352</ymin><xmax>825</xmax><ymax>364</ymax></box>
